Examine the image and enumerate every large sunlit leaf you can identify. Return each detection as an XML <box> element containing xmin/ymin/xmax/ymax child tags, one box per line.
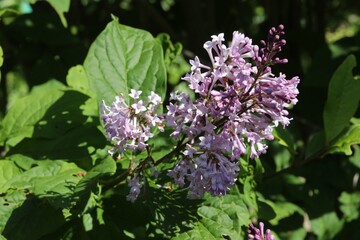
<box><xmin>0</xmin><ymin>159</ymin><xmax>84</xmax><ymax>239</ymax></box>
<box><xmin>0</xmin><ymin>80</ymin><xmax>65</xmax><ymax>146</ymax></box>
<box><xmin>84</xmin><ymin>17</ymin><xmax>167</xmax><ymax>106</ymax></box>
<box><xmin>3</xmin><ymin>84</ymin><xmax>104</xmax><ymax>168</ymax></box>
<box><xmin>1</xmin><ymin>160</ymin><xmax>83</xmax><ymax>196</ymax></box>
<box><xmin>323</xmin><ymin>55</ymin><xmax>360</xmax><ymax>143</ymax></box>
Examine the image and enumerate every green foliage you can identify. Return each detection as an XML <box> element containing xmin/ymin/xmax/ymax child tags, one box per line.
<box><xmin>173</xmin><ymin>187</ymin><xmax>251</xmax><ymax>240</ymax></box>
<box><xmin>0</xmin><ymin>45</ymin><xmax>3</xmax><ymax>68</ymax></box>
<box><xmin>84</xmin><ymin>17</ymin><xmax>167</xmax><ymax>106</ymax></box>
<box><xmin>43</xmin><ymin>0</ymin><xmax>70</xmax><ymax>27</ymax></box>
<box><xmin>323</xmin><ymin>55</ymin><xmax>360</xmax><ymax>143</ymax></box>
<box><xmin>0</xmin><ymin>81</ymin><xmax>65</xmax><ymax>146</ymax></box>
<box><xmin>327</xmin><ymin>124</ymin><xmax>360</xmax><ymax>155</ymax></box>
<box><xmin>339</xmin><ymin>191</ymin><xmax>360</xmax><ymax>222</ymax></box>
<box><xmin>157</xmin><ymin>33</ymin><xmax>190</xmax><ymax>86</ymax></box>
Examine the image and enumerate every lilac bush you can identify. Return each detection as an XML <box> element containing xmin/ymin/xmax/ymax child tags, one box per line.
<box><xmin>3</xmin><ymin>7</ymin><xmax>360</xmax><ymax>239</ymax></box>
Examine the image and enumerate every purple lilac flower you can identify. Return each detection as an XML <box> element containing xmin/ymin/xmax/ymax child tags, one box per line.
<box><xmin>100</xmin><ymin>90</ymin><xmax>164</xmax><ymax>156</ymax></box>
<box><xmin>126</xmin><ymin>174</ymin><xmax>142</xmax><ymax>202</ymax></box>
<box><xmin>248</xmin><ymin>222</ymin><xmax>275</xmax><ymax>240</ymax></box>
<box><xmin>101</xmin><ymin>90</ymin><xmax>164</xmax><ymax>202</ymax></box>
<box><xmin>167</xmin><ymin>25</ymin><xmax>299</xmax><ymax>198</ymax></box>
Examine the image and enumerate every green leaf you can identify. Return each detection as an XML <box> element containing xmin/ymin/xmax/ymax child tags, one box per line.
<box><xmin>0</xmin><ymin>159</ymin><xmax>86</xmax><ymax>230</ymax></box>
<box><xmin>311</xmin><ymin>212</ymin><xmax>344</xmax><ymax>239</ymax></box>
<box><xmin>323</xmin><ymin>55</ymin><xmax>360</xmax><ymax>142</ymax></box>
<box><xmin>0</xmin><ymin>160</ymin><xmax>22</xmax><ymax>188</ymax></box>
<box><xmin>0</xmin><ymin>8</ymin><xmax>19</xmax><ymax>17</ymax></box>
<box><xmin>279</xmin><ymin>227</ymin><xmax>307</xmax><ymax>240</ymax></box>
<box><xmin>73</xmin><ymin>155</ymin><xmax>116</xmax><ymax>199</ymax></box>
<box><xmin>339</xmin><ymin>191</ymin><xmax>360</xmax><ymax>222</ymax></box>
<box><xmin>83</xmin><ymin>212</ymin><xmax>94</xmax><ymax>232</ymax></box>
<box><xmin>156</xmin><ymin>33</ymin><xmax>189</xmax><ymax>85</ymax></box>
<box><xmin>1</xmin><ymin>160</ymin><xmax>84</xmax><ymax>201</ymax></box>
<box><xmin>273</xmin><ymin>147</ymin><xmax>291</xmax><ymax>171</ymax></box>
<box><xmin>268</xmin><ymin>201</ymin><xmax>303</xmax><ymax>225</ymax></box>
<box><xmin>66</xmin><ymin>65</ymin><xmax>98</xmax><ymax>117</ymax></box>
<box><xmin>4</xmin><ymin>71</ymin><xmax>29</xmax><ymax>111</ymax></box>
<box><xmin>44</xmin><ymin>0</ymin><xmax>70</xmax><ymax>28</ymax></box>
<box><xmin>243</xmin><ymin>176</ymin><xmax>257</xmax><ymax>209</ymax></box>
<box><xmin>81</xmin><ymin>192</ymin><xmax>102</xmax><ymax>232</ymax></box>
<box><xmin>257</xmin><ymin>199</ymin><xmax>276</xmax><ymax>221</ymax></box>
<box><xmin>327</xmin><ymin>124</ymin><xmax>360</xmax><ymax>155</ymax></box>
<box><xmin>0</xmin><ymin>45</ymin><xmax>3</xmax><ymax>68</ymax></box>
<box><xmin>273</xmin><ymin>127</ymin><xmax>296</xmax><ymax>156</ymax></box>
<box><xmin>174</xmin><ymin>186</ymin><xmax>250</xmax><ymax>240</ymax></box>
<box><xmin>349</xmin><ymin>146</ymin><xmax>360</xmax><ymax>169</ymax></box>
<box><xmin>0</xmin><ymin>190</ymin><xmax>27</xmax><ymax>233</ymax></box>
<box><xmin>8</xmin><ymin>125</ymin><xmax>106</xmax><ymax>170</ymax></box>
<box><xmin>0</xmin><ymin>81</ymin><xmax>65</xmax><ymax>146</ymax></box>
<box><xmin>84</xmin><ymin>18</ymin><xmax>167</xmax><ymax>106</ymax></box>
<box><xmin>9</xmin><ymin>154</ymin><xmax>38</xmax><ymax>170</ymax></box>
<box><xmin>31</xmin><ymin>163</ymin><xmax>85</xmax><ymax>208</ymax></box>
<box><xmin>305</xmin><ymin>130</ymin><xmax>326</xmax><ymax>159</ymax></box>
<box><xmin>156</xmin><ymin>33</ymin><xmax>182</xmax><ymax>66</ymax></box>
<box><xmin>66</xmin><ymin>65</ymin><xmax>90</xmax><ymax>93</ymax></box>
<box><xmin>31</xmin><ymin>90</ymin><xmax>91</xmax><ymax>139</ymax></box>
<box><xmin>0</xmin><ymin>45</ymin><xmax>2</xmax><ymax>83</ymax></box>
<box><xmin>2</xmin><ymin>197</ymin><xmax>65</xmax><ymax>240</ymax></box>
<box><xmin>172</xmin><ymin>221</ymin><xmax>223</xmax><ymax>240</ymax></box>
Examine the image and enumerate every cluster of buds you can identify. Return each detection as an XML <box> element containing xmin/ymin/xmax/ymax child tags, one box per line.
<box><xmin>248</xmin><ymin>222</ymin><xmax>275</xmax><ymax>240</ymax></box>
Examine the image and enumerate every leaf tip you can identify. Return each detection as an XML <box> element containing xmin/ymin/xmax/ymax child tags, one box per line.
<box><xmin>111</xmin><ymin>14</ymin><xmax>119</xmax><ymax>22</ymax></box>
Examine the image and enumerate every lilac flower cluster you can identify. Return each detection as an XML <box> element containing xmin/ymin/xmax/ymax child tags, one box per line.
<box><xmin>100</xmin><ymin>89</ymin><xmax>163</xmax><ymax>157</ymax></box>
<box><xmin>100</xmin><ymin>25</ymin><xmax>299</xmax><ymax>202</ymax></box>
<box><xmin>101</xmin><ymin>90</ymin><xmax>164</xmax><ymax>201</ymax></box>
<box><xmin>248</xmin><ymin>222</ymin><xmax>275</xmax><ymax>240</ymax></box>
<box><xmin>166</xmin><ymin>25</ymin><xmax>299</xmax><ymax>198</ymax></box>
